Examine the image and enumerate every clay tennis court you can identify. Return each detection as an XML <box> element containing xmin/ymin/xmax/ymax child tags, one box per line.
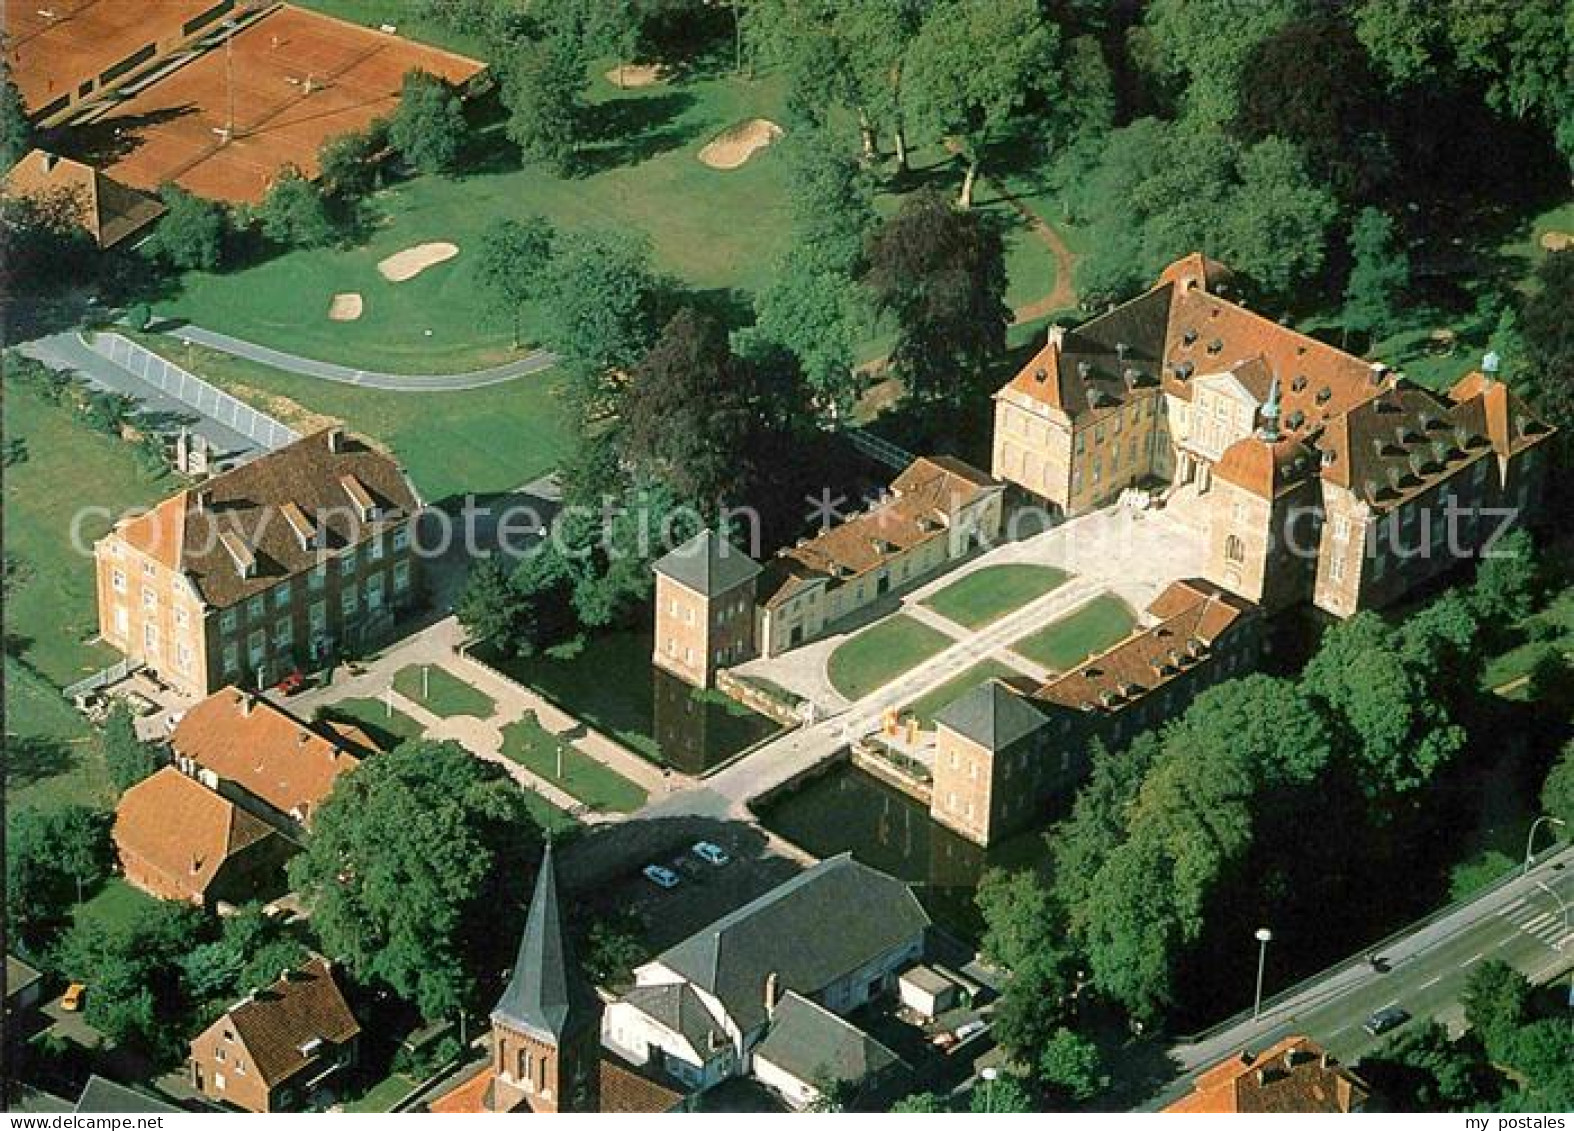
<box><xmin>4</xmin><ymin>0</ymin><xmax>222</xmax><ymax>117</ymax></box>
<box><xmin>83</xmin><ymin>4</ymin><xmax>485</xmax><ymax>204</ymax></box>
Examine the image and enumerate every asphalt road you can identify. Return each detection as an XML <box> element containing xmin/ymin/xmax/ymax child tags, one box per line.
<box><xmin>1145</xmin><ymin>846</ymin><xmax>1574</xmax><ymax>1109</ymax></box>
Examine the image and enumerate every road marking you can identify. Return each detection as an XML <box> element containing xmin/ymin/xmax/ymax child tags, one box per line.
<box><xmin>1462</xmin><ymin>952</ymin><xmax>1485</xmax><ymax>966</ymax></box>
<box><xmin>1420</xmin><ymin>975</ymin><xmax>1442</xmax><ymax>989</ymax></box>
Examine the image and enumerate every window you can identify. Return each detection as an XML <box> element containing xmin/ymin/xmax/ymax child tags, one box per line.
<box><xmin>309</xmin><ymin>601</ymin><xmax>327</xmax><ymax>634</ymax></box>
<box><xmin>247</xmin><ymin>595</ymin><xmax>265</xmax><ymax>621</ymax></box>
<box><xmin>273</xmin><ymin>583</ymin><xmax>291</xmax><ymax>609</ymax></box>
<box><xmin>394</xmin><ymin>560</ymin><xmax>411</xmax><ymax>594</ymax></box>
<box><xmin>340</xmin><ymin>550</ymin><xmax>358</xmax><ymax>576</ymax></box>
<box><xmin>142</xmin><ymin>560</ymin><xmax>157</xmax><ymax>578</ymax></box>
<box><xmin>1225</xmin><ymin>535</ymin><xmax>1245</xmax><ymax>564</ymax></box>
<box><xmin>392</xmin><ymin>527</ymin><xmax>411</xmax><ymax>552</ymax></box>
<box><xmin>1331</xmin><ymin>551</ymin><xmax>1346</xmax><ymax>583</ymax></box>
<box><xmin>223</xmin><ymin>643</ymin><xmax>239</xmax><ymax>673</ymax></box>
<box><xmin>220</xmin><ymin>608</ymin><xmax>238</xmax><ymax>633</ymax></box>
<box><xmin>114</xmin><ymin>606</ymin><xmax>129</xmax><ymax>637</ymax></box>
<box><xmin>275</xmin><ymin>619</ymin><xmax>293</xmax><ymax>648</ymax></box>
<box><xmin>248</xmin><ymin>630</ymin><xmax>266</xmax><ymax>664</ymax></box>
<box><xmin>177</xmin><ymin>643</ymin><xmax>193</xmax><ymax>671</ymax></box>
<box><xmin>111</xmin><ymin>569</ymin><xmax>127</xmax><ymax>594</ymax></box>
<box><xmin>309</xmin><ymin>564</ymin><xmax>327</xmax><ymax>592</ymax></box>
<box><xmin>1094</xmin><ymin>424</ymin><xmax>1105</xmax><ymax>444</ymax></box>
<box><xmin>366</xmin><ymin>572</ymin><xmax>385</xmax><ymax>610</ymax></box>
<box><xmin>1074</xmin><ymin>432</ymin><xmax>1086</xmax><ymax>454</ymax></box>
<box><xmin>1333</xmin><ymin>515</ymin><xmax>1350</xmax><ymax>542</ymax></box>
<box><xmin>341</xmin><ymin>587</ymin><xmax>358</xmax><ymax>616</ymax></box>
<box><xmin>142</xmin><ymin>586</ymin><xmax>157</xmax><ymax>610</ymax></box>
<box><xmin>369</xmin><ymin>536</ymin><xmax>386</xmax><ymax>562</ymax></box>
<box><xmin>143</xmin><ymin>624</ymin><xmax>159</xmax><ymax>652</ymax></box>
<box><xmin>175</xmin><ymin>607</ymin><xmax>190</xmax><ymax>630</ymax></box>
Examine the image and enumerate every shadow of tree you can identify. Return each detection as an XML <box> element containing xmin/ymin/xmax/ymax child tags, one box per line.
<box><xmin>577</xmin><ymin>90</ymin><xmax>701</xmax><ymax>175</ymax></box>
<box><xmin>55</xmin><ymin>103</ymin><xmax>200</xmax><ymax>168</ymax></box>
<box><xmin>4</xmin><ymin>733</ymin><xmax>80</xmax><ymax>791</ymax></box>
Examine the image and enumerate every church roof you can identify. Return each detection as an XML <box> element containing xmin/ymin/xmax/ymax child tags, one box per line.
<box><xmin>492</xmin><ymin>843</ymin><xmax>597</xmax><ymax>1043</ymax></box>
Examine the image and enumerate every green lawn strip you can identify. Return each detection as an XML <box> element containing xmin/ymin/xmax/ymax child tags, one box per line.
<box><xmin>292</xmin><ymin>0</ymin><xmax>494</xmax><ymax>59</ymax></box>
<box><xmin>391</xmin><ymin>664</ymin><xmax>496</xmax><ymax>719</ymax></box>
<box><xmin>827</xmin><ymin>615</ymin><xmax>956</xmax><ymax>701</ymax></box>
<box><xmin>72</xmin><ymin>878</ymin><xmax>161</xmax><ymax>935</ymax></box>
<box><xmin>5</xmin><ymin>659</ymin><xmax>114</xmax><ymax>815</ymax></box>
<box><xmin>4</xmin><ymin>389</ymin><xmax>173</xmax><ymax>686</ymax></box>
<box><xmin>343</xmin><ymin>1073</ymin><xmax>422</xmax><ymax>1114</ymax></box>
<box><xmin>519</xmin><ymin>790</ymin><xmax>582</xmax><ymax>838</ymax></box>
<box><xmin>900</xmin><ymin>658</ymin><xmax>1033</xmax><ymax>730</ymax></box>
<box><xmin>133</xmin><ymin>335</ymin><xmax>574</xmax><ymax>504</ymax></box>
<box><xmin>498</xmin><ymin>713</ymin><xmax>646</xmax><ymax>813</ymax></box>
<box><xmin>1010</xmin><ymin>594</ymin><xmax>1138</xmax><ymax>672</ymax></box>
<box><xmin>318</xmin><ymin>697</ymin><xmax>425</xmax><ymax>751</ymax></box>
<box><xmin>1482</xmin><ymin>587</ymin><xmax>1574</xmax><ymax>692</ymax></box>
<box><xmin>920</xmin><ymin>564</ymin><xmax>1069</xmax><ymax>630</ymax></box>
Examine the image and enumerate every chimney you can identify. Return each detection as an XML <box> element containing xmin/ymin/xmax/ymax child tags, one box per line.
<box><xmin>194</xmin><ymin>488</ymin><xmax>212</xmax><ymax>513</ymax></box>
<box><xmin>239</xmin><ymin>692</ymin><xmax>254</xmax><ymax>717</ymax></box>
<box><xmin>1047</xmin><ymin>323</ymin><xmax>1065</xmax><ymax>349</ymax></box>
<box><xmin>326</xmin><ymin>426</ymin><xmax>345</xmax><ymax>453</ymax></box>
<box><xmin>764</xmin><ymin>971</ymin><xmax>780</xmax><ymax>1020</ymax></box>
<box><xmin>41</xmin><ymin>150</ymin><xmax>57</xmax><ymax>172</ymax></box>
<box><xmin>1320</xmin><ymin>1052</ymin><xmax>1333</xmax><ymax>1070</ymax></box>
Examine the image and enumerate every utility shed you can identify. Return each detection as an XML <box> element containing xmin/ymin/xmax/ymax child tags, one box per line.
<box><xmin>898</xmin><ymin>964</ymin><xmax>959</xmax><ymax>1020</ymax></box>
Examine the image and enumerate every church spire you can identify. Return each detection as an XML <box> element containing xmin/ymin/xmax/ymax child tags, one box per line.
<box><xmin>492</xmin><ymin>841</ymin><xmax>594</xmax><ymax>1043</ymax></box>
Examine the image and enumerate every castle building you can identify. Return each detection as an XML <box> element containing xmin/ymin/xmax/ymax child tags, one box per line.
<box><xmin>651</xmin><ymin>529</ymin><xmax>762</xmax><ymax>689</ymax></box>
<box><xmin>991</xmin><ymin>254</ymin><xmax>1555</xmax><ymax>618</ymax></box>
<box><xmin>94</xmin><ymin>428</ymin><xmax>422</xmax><ymax>698</ymax></box>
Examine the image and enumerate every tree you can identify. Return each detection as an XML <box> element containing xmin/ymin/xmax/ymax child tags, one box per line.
<box><xmin>806</xmin><ymin>1071</ymin><xmax>858</xmax><ymax>1112</ymax></box>
<box><xmin>1542</xmin><ymin>739</ymin><xmax>1574</xmax><ymax>831</ymax></box>
<box><xmin>1052</xmin><ymin>735</ymin><xmax>1161</xmax><ymax>914</ymax></box>
<box><xmin>0</xmin><ymin>55</ymin><xmax>30</xmax><ymax>170</ymax></box>
<box><xmin>747</xmin><ymin>248</ymin><xmax>865</xmax><ymax>424</ymax></box>
<box><xmin>102</xmin><ymin>701</ymin><xmax>161</xmax><ymax>793</ymax></box>
<box><xmin>903</xmin><ymin>0</ymin><xmax>1060</xmax><ymax>207</ymax></box>
<box><xmin>976</xmin><ymin>868</ymin><xmax>1077</xmax><ymax>1059</ymax></box>
<box><xmin>1342</xmin><ymin>207</ymin><xmax>1409</xmax><ymax>345</ymax></box>
<box><xmin>318</xmin><ymin>120</ymin><xmax>391</xmax><ymax>200</ymax></box>
<box><xmin>145</xmin><ymin>184</ymin><xmax>227</xmax><ymax>272</ymax></box>
<box><xmin>5</xmin><ymin>805</ymin><xmax>111</xmax><ymax>944</ymax></box>
<box><xmin>1471</xmin><ymin>528</ymin><xmax>1538</xmax><ymax>623</ymax></box>
<box><xmin>581</xmin><ymin>910</ymin><xmax>646</xmax><ymax>988</ymax></box>
<box><xmin>1518</xmin><ymin>250</ymin><xmax>1574</xmax><ymax>432</ymax></box>
<box><xmin>1037</xmin><ymin>1028</ymin><xmax>1108</xmax><ymax>1102</ymax></box>
<box><xmin>503</xmin><ymin>35</ymin><xmax>587</xmax><ymax>176</ymax></box>
<box><xmin>1357</xmin><ymin>1021</ymin><xmax>1500</xmax><ymax>1111</ymax></box>
<box><xmin>780</xmin><ymin>129</ymin><xmax>877</xmax><ymax>273</ymax></box>
<box><xmin>475</xmin><ymin>215</ymin><xmax>556</xmax><ymax>347</ymax></box>
<box><xmin>1142</xmin><ymin>0</ymin><xmax>1302</xmax><ymax>127</ymax></box>
<box><xmin>289</xmin><ymin>740</ymin><xmax>542</xmax><ymax>1019</ymax></box>
<box><xmin>1217</xmin><ymin>137</ymin><xmax>1339</xmax><ymax>299</ymax></box>
<box><xmin>390</xmin><ymin>70</ymin><xmax>468</xmax><ymax>175</ymax></box>
<box><xmin>125</xmin><ymin>303</ymin><xmax>153</xmax><ymax>332</ymax></box>
<box><xmin>864</xmin><ymin>188</ymin><xmax>1010</xmax><ymax>409</ymax></box>
<box><xmin>0</xmin><ymin>188</ymin><xmax>97</xmax><ymax>298</ymax></box>
<box><xmin>619</xmin><ymin>307</ymin><xmax>753</xmax><ymax>512</ymax></box>
<box><xmin>889</xmin><ymin>1092</ymin><xmax>949</xmax><ymax>1113</ymax></box>
<box><xmin>1462</xmin><ymin>960</ymin><xmax>1531</xmax><ymax>1061</ymax></box>
<box><xmin>539</xmin><ymin>227</ymin><xmax>665</xmax><ymax>395</ymax></box>
<box><xmin>970</xmin><ymin>1071</ymin><xmax>1035</xmax><ymax>1113</ymax></box>
<box><xmin>257</xmin><ymin>166</ymin><xmax>335</xmax><ymax>248</ymax></box>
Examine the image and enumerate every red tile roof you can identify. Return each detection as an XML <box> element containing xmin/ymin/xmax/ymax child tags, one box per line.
<box><xmin>3</xmin><ymin>149</ymin><xmax>165</xmax><ymax>248</ymax></box>
<box><xmin>113</xmin><ymin>767</ymin><xmax>278</xmax><ymax>899</ymax></box>
<box><xmin>1165</xmin><ymin>1036</ymin><xmax>1369</xmax><ymax>1113</ymax></box>
<box><xmin>204</xmin><ymin>958</ymin><xmax>360</xmax><ymax>1090</ymax></box>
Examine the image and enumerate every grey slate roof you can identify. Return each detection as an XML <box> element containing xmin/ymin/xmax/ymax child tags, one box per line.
<box><xmin>620</xmin><ymin>982</ymin><xmax>726</xmax><ymax>1060</ymax></box>
<box><xmin>656</xmin><ymin>854</ymin><xmax>929</xmax><ymax>1036</ymax></box>
<box><xmin>753</xmin><ymin>992</ymin><xmax>902</xmax><ymax>1087</ymax></box>
<box><xmin>6</xmin><ymin>953</ymin><xmax>42</xmax><ymax>1000</ymax></box>
<box><xmin>652</xmin><ymin>529</ymin><xmax>761</xmax><ymax>597</ymax></box>
<box><xmin>75</xmin><ymin>1076</ymin><xmax>179</xmax><ymax>1113</ymax></box>
<box><xmin>933</xmin><ymin>679</ymin><xmax>1049</xmax><ymax>751</ymax></box>
<box><xmin>492</xmin><ymin>843</ymin><xmax>597</xmax><ymax>1043</ymax></box>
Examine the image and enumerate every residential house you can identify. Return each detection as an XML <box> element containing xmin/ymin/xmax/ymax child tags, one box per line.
<box><xmin>94</xmin><ymin>427</ymin><xmax>423</xmax><ymax>698</ymax></box>
<box><xmin>931</xmin><ymin>579</ymin><xmax>1261</xmax><ymax>846</ymax></box>
<box><xmin>992</xmin><ymin>253</ymin><xmax>1553</xmax><ymax>618</ymax></box>
<box><xmin>170</xmin><ymin>686</ymin><xmax>360</xmax><ymax>832</ymax></box>
<box><xmin>751</xmin><ymin>991</ymin><xmax>905</xmax><ymax>1110</ymax></box>
<box><xmin>112</xmin><ymin>767</ymin><xmax>294</xmax><ymax>907</ymax></box>
<box><xmin>1165</xmin><ymin>1036</ymin><xmax>1370</xmax><ymax>1113</ymax></box>
<box><xmin>188</xmin><ymin>958</ymin><xmax>360</xmax><ymax>1113</ymax></box>
<box><xmin>2</xmin><ymin>149</ymin><xmax>165</xmax><ymax>248</ymax></box>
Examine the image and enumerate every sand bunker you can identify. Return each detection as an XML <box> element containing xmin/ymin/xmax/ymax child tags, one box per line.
<box><xmin>328</xmin><ymin>292</ymin><xmax>363</xmax><ymax>321</ymax></box>
<box><xmin>377</xmin><ymin>241</ymin><xmax>459</xmax><ymax>282</ymax></box>
<box><xmin>698</xmin><ymin>119</ymin><xmax>783</xmax><ymax>170</ymax></box>
<box><xmin>1540</xmin><ymin>230</ymin><xmax>1573</xmax><ymax>252</ymax></box>
<box><xmin>606</xmin><ymin>63</ymin><xmax>666</xmax><ymax>88</ymax></box>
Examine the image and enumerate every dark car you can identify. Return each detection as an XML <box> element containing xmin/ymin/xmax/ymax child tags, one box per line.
<box><xmin>1363</xmin><ymin>1005</ymin><xmax>1410</xmax><ymax>1036</ymax></box>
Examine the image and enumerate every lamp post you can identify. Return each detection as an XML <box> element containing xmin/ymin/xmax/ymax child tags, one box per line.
<box><xmin>979</xmin><ymin>1066</ymin><xmax>998</xmax><ymax>1114</ymax></box>
<box><xmin>1252</xmin><ymin>927</ymin><xmax>1273</xmax><ymax>1020</ymax></box>
<box><xmin>1524</xmin><ymin>816</ymin><xmax>1567</xmax><ymax>875</ymax></box>
<box><xmin>1537</xmin><ymin>881</ymin><xmax>1569</xmax><ymax>952</ymax></box>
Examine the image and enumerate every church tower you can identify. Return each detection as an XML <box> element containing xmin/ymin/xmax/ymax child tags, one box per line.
<box><xmin>489</xmin><ymin>843</ymin><xmax>603</xmax><ymax>1113</ymax></box>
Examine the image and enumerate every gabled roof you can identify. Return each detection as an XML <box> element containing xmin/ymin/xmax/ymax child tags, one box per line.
<box><xmin>171</xmin><ymin>688</ymin><xmax>359</xmax><ymax>823</ymax></box>
<box><xmin>753</xmin><ymin>991</ymin><xmax>903</xmax><ymax>1088</ymax></box>
<box><xmin>655</xmin><ymin>854</ymin><xmax>929</xmax><ymax>1035</ymax></box>
<box><xmin>652</xmin><ymin>529</ymin><xmax>762</xmax><ymax>597</ymax></box>
<box><xmin>113</xmin><ymin>428</ymin><xmax>420</xmax><ymax>609</ymax></box>
<box><xmin>1447</xmin><ymin>369</ymin><xmax>1556</xmax><ymax>459</ymax></box>
<box><xmin>209</xmin><ymin>958</ymin><xmax>361</xmax><ymax>1090</ymax></box>
<box><xmin>1214</xmin><ymin>435</ymin><xmax>1318</xmax><ymax>500</ymax></box>
<box><xmin>1165</xmin><ymin>1036</ymin><xmax>1369</xmax><ymax>1114</ymax></box>
<box><xmin>620</xmin><ymin>982</ymin><xmax>726</xmax><ymax>1061</ymax></box>
<box><xmin>492</xmin><ymin>843</ymin><xmax>598</xmax><ymax>1043</ymax></box>
<box><xmin>113</xmin><ymin>768</ymin><xmax>279</xmax><ymax>898</ymax></box>
<box><xmin>934</xmin><ymin>679</ymin><xmax>1049</xmax><ymax>751</ymax></box>
<box><xmin>3</xmin><ymin>149</ymin><xmax>165</xmax><ymax>249</ymax></box>
<box><xmin>6</xmin><ymin>954</ymin><xmax>42</xmax><ymax>1000</ymax></box>
<box><xmin>74</xmin><ymin>1076</ymin><xmax>179</xmax><ymax>1114</ymax></box>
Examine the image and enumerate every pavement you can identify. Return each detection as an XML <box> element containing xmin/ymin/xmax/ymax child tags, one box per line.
<box><xmin>163</xmin><ymin>324</ymin><xmax>560</xmax><ymax>391</ymax></box>
<box><xmin>1141</xmin><ymin>845</ymin><xmax>1574</xmax><ymax>1109</ymax></box>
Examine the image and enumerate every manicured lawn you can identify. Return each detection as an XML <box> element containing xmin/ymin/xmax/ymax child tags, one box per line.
<box><xmin>391</xmin><ymin>663</ymin><xmax>496</xmax><ymax>719</ymax></box>
<box><xmin>72</xmin><ymin>878</ymin><xmax>160</xmax><ymax>935</ymax></box>
<box><xmin>520</xmin><ymin>791</ymin><xmax>581</xmax><ymax>839</ymax></box>
<box><xmin>5</xmin><ymin>659</ymin><xmax>114</xmax><ymax>815</ymax></box>
<box><xmin>135</xmin><ymin>335</ymin><xmax>575</xmax><ymax>504</ymax></box>
<box><xmin>318</xmin><ymin>697</ymin><xmax>425</xmax><ymax>751</ymax></box>
<box><xmin>3</xmin><ymin>390</ymin><xmax>173</xmax><ymax>686</ymax></box>
<box><xmin>293</xmin><ymin>0</ymin><xmax>495</xmax><ymax>59</ymax></box>
<box><xmin>921</xmin><ymin>564</ymin><xmax>1069</xmax><ymax>630</ymax></box>
<box><xmin>1010</xmin><ymin>595</ymin><xmax>1138</xmax><ymax>672</ymax></box>
<box><xmin>499</xmin><ymin>713</ymin><xmax>647</xmax><ymax>813</ymax></box>
<box><xmin>343</xmin><ymin>1072</ymin><xmax>422</xmax><ymax>1114</ymax></box>
<box><xmin>827</xmin><ymin>615</ymin><xmax>956</xmax><ymax>701</ymax></box>
<box><xmin>901</xmin><ymin>658</ymin><xmax>1031</xmax><ymax>729</ymax></box>
<box><xmin>1482</xmin><ymin>586</ymin><xmax>1574</xmax><ymax>692</ymax></box>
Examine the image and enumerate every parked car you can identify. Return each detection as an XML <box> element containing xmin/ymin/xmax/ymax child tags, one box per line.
<box><xmin>1363</xmin><ymin>1005</ymin><xmax>1410</xmax><ymax>1036</ymax></box>
<box><xmin>275</xmin><ymin>670</ymin><xmax>307</xmax><ymax>696</ymax></box>
<box><xmin>692</xmin><ymin>841</ymin><xmax>731</xmax><ymax>867</ymax></box>
<box><xmin>60</xmin><ymin>983</ymin><xmax>86</xmax><ymax>1012</ymax></box>
<box><xmin>643</xmin><ymin>864</ymin><xmax>680</xmax><ymax>890</ymax></box>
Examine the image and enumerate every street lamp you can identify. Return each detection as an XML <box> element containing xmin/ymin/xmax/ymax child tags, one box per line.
<box><xmin>980</xmin><ymin>1066</ymin><xmax>998</xmax><ymax>1114</ymax></box>
<box><xmin>1537</xmin><ymin>881</ymin><xmax>1569</xmax><ymax>952</ymax></box>
<box><xmin>1252</xmin><ymin>927</ymin><xmax>1273</xmax><ymax>1020</ymax></box>
<box><xmin>1524</xmin><ymin>816</ymin><xmax>1567</xmax><ymax>875</ymax></box>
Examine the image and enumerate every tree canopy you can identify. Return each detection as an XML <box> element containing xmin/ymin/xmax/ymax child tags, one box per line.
<box><xmin>390</xmin><ymin>70</ymin><xmax>468</xmax><ymax>174</ymax></box>
<box><xmin>145</xmin><ymin>185</ymin><xmax>228</xmax><ymax>272</ymax></box>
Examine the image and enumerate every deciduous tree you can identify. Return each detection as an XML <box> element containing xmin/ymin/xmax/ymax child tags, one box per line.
<box><xmin>1342</xmin><ymin>207</ymin><xmax>1409</xmax><ymax>345</ymax></box>
<box><xmin>475</xmin><ymin>215</ymin><xmax>556</xmax><ymax>347</ymax></box>
<box><xmin>102</xmin><ymin>701</ymin><xmax>160</xmax><ymax>793</ymax></box>
<box><xmin>390</xmin><ymin>70</ymin><xmax>468</xmax><ymax>175</ymax></box>
<box><xmin>257</xmin><ymin>167</ymin><xmax>335</xmax><ymax>248</ymax></box>
<box><xmin>503</xmin><ymin>35</ymin><xmax>587</xmax><ymax>176</ymax></box>
<box><xmin>0</xmin><ymin>56</ymin><xmax>31</xmax><ymax>170</ymax></box>
<box><xmin>318</xmin><ymin>120</ymin><xmax>390</xmax><ymax>199</ymax></box>
<box><xmin>145</xmin><ymin>185</ymin><xmax>227</xmax><ymax>272</ymax></box>
<box><xmin>1541</xmin><ymin>739</ymin><xmax>1574</xmax><ymax>831</ymax></box>
<box><xmin>5</xmin><ymin>805</ymin><xmax>111</xmax><ymax>945</ymax></box>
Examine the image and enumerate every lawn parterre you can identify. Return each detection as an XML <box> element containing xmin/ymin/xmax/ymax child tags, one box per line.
<box><xmin>920</xmin><ymin>564</ymin><xmax>1069</xmax><ymax>630</ymax></box>
<box><xmin>1009</xmin><ymin>595</ymin><xmax>1138</xmax><ymax>672</ymax></box>
<box><xmin>391</xmin><ymin>664</ymin><xmax>496</xmax><ymax>719</ymax></box>
<box><xmin>901</xmin><ymin>658</ymin><xmax>1031</xmax><ymax>729</ymax></box>
<box><xmin>827</xmin><ymin>615</ymin><xmax>956</xmax><ymax>702</ymax></box>
<box><xmin>499</xmin><ymin>712</ymin><xmax>647</xmax><ymax>813</ymax></box>
<box><xmin>318</xmin><ymin>697</ymin><xmax>425</xmax><ymax>751</ymax></box>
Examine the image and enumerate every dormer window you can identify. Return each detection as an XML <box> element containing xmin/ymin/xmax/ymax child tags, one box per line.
<box><xmin>340</xmin><ymin>474</ymin><xmax>377</xmax><ymax>522</ymax></box>
<box><xmin>219</xmin><ymin>531</ymin><xmax>255</xmax><ymax>579</ymax></box>
<box><xmin>281</xmin><ymin>502</ymin><xmax>317</xmax><ymax>552</ymax></box>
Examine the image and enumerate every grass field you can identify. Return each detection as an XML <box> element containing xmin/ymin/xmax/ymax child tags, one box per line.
<box><xmin>900</xmin><ymin>658</ymin><xmax>1030</xmax><ymax>729</ymax></box>
<box><xmin>392</xmin><ymin>664</ymin><xmax>496</xmax><ymax>719</ymax></box>
<box><xmin>72</xmin><ymin>878</ymin><xmax>161</xmax><ymax>936</ymax></box>
<box><xmin>136</xmin><ymin>336</ymin><xmax>574</xmax><ymax>503</ymax></box>
<box><xmin>499</xmin><ymin>712</ymin><xmax>647</xmax><ymax>813</ymax></box>
<box><xmin>344</xmin><ymin>1072</ymin><xmax>423</xmax><ymax>1114</ymax></box>
<box><xmin>920</xmin><ymin>564</ymin><xmax>1069</xmax><ymax>630</ymax></box>
<box><xmin>827</xmin><ymin>615</ymin><xmax>955</xmax><ymax>702</ymax></box>
<box><xmin>162</xmin><ymin>59</ymin><xmax>1063</xmax><ymax>374</ymax></box>
<box><xmin>293</xmin><ymin>0</ymin><xmax>495</xmax><ymax>60</ymax></box>
<box><xmin>319</xmin><ymin>697</ymin><xmax>425</xmax><ymax>750</ymax></box>
<box><xmin>1010</xmin><ymin>594</ymin><xmax>1138</xmax><ymax>672</ymax></box>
